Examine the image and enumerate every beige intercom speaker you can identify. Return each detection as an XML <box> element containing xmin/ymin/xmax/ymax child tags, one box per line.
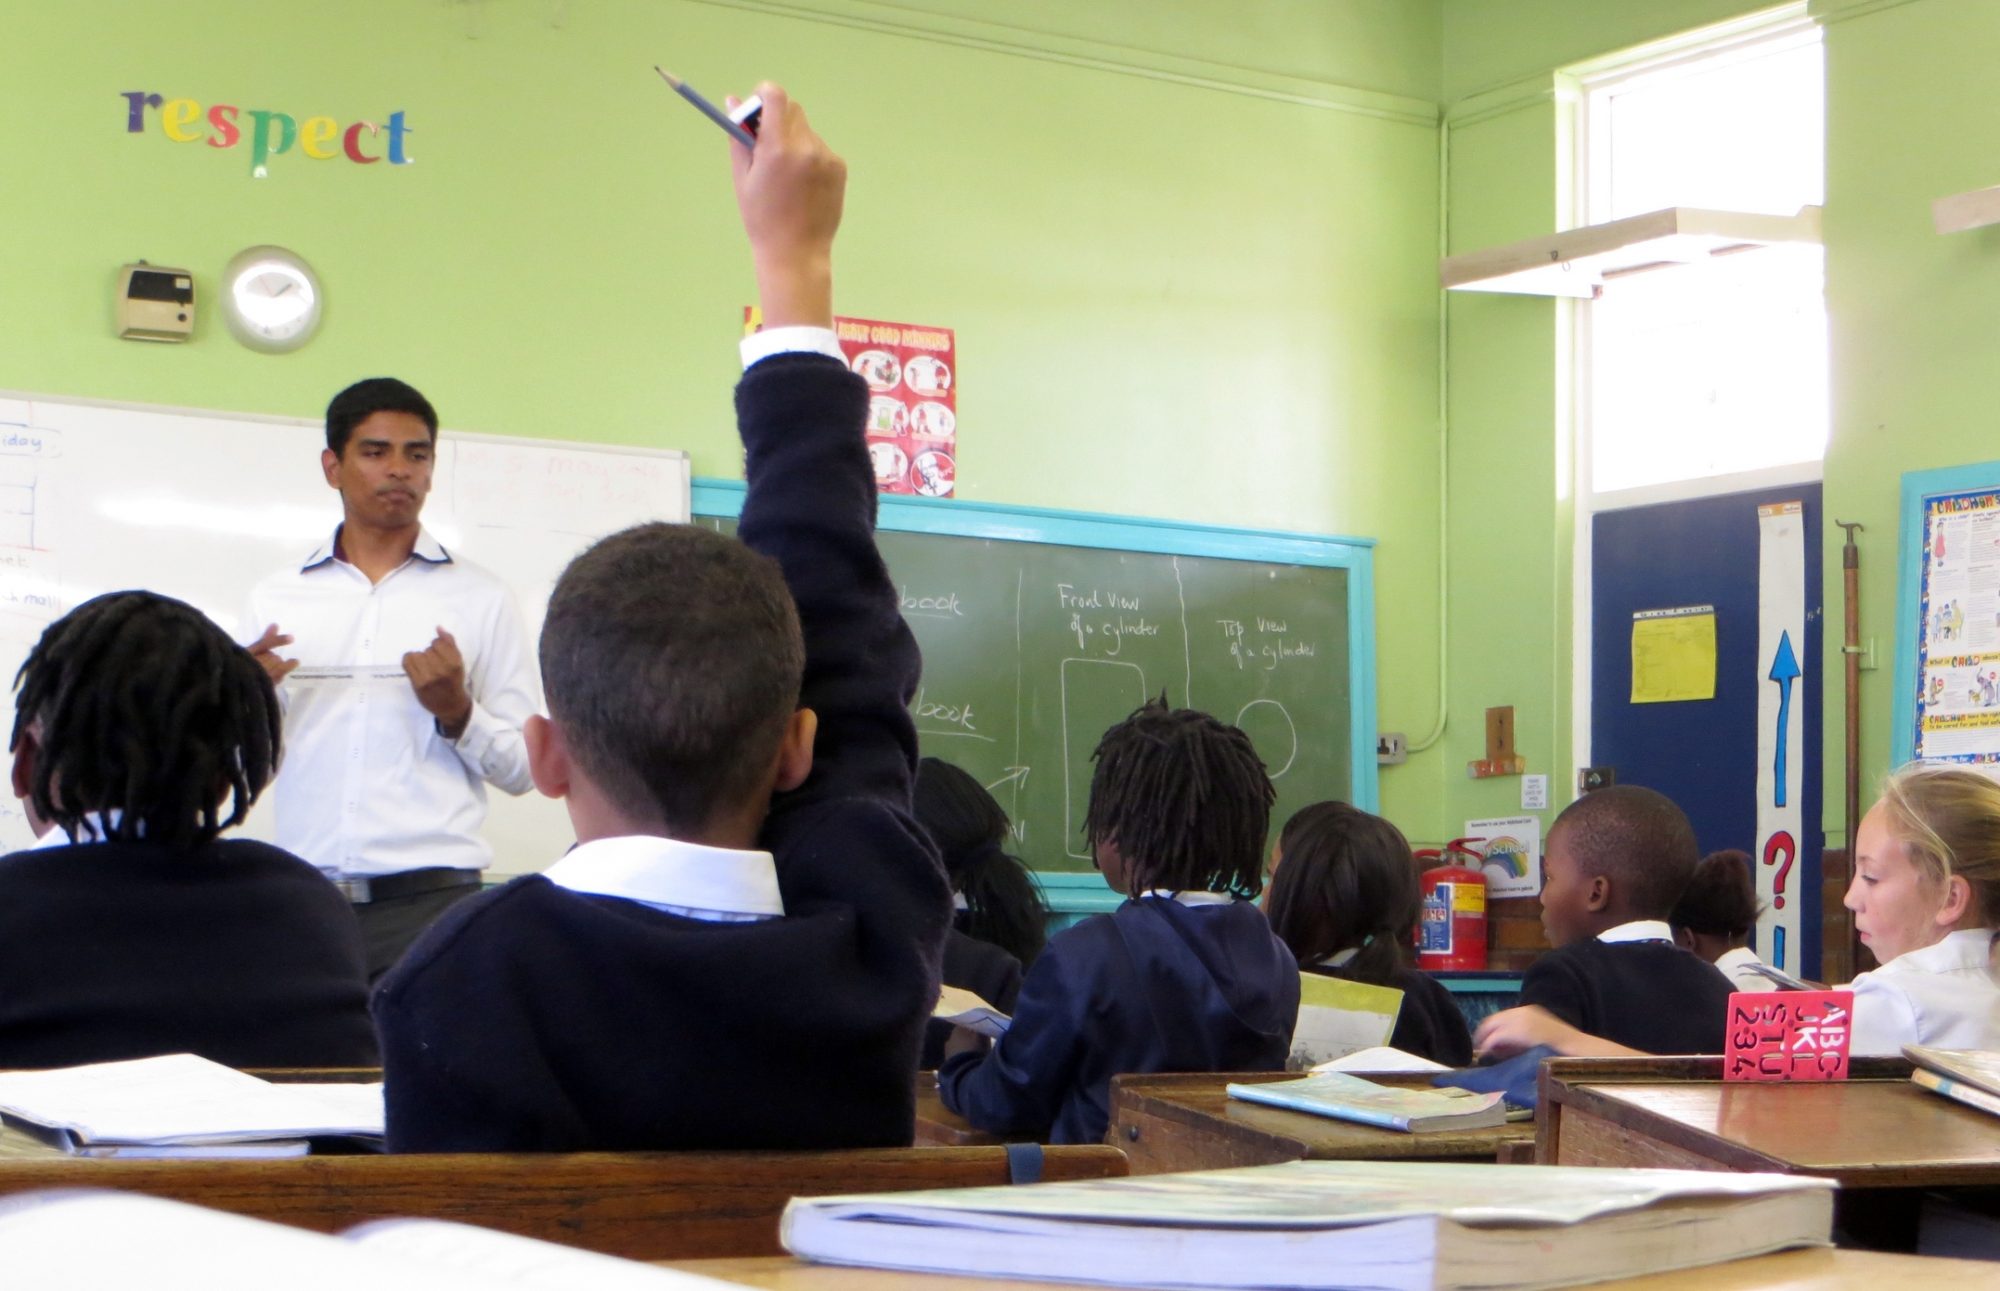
<box><xmin>116</xmin><ymin>262</ymin><xmax>195</xmax><ymax>342</ymax></box>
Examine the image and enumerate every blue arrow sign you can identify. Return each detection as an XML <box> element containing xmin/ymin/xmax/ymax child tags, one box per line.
<box><xmin>1769</xmin><ymin>630</ymin><xmax>1801</xmax><ymax>808</ymax></box>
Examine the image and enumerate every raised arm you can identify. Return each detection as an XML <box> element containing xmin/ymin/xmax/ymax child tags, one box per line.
<box><xmin>729</xmin><ymin>85</ymin><xmax>921</xmax><ymax>809</ymax></box>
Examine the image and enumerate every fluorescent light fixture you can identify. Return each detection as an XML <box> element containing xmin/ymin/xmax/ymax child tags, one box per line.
<box><xmin>1440</xmin><ymin>206</ymin><xmax>1823</xmax><ymax>299</ymax></box>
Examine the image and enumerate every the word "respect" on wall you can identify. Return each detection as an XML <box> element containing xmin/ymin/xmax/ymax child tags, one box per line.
<box><xmin>121</xmin><ymin>92</ymin><xmax>412</xmax><ymax>177</ymax></box>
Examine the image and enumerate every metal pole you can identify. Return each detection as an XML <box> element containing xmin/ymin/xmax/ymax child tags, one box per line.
<box><xmin>1837</xmin><ymin>519</ymin><xmax>1864</xmax><ymax>978</ymax></box>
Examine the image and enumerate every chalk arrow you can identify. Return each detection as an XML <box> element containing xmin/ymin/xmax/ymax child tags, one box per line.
<box><xmin>984</xmin><ymin>766</ymin><xmax>1031</xmax><ymax>793</ymax></box>
<box><xmin>1769</xmin><ymin>630</ymin><xmax>1800</xmax><ymax>808</ymax></box>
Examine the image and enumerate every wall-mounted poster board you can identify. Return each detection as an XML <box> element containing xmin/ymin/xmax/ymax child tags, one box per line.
<box><xmin>694</xmin><ymin>482</ymin><xmax>1377</xmax><ymax>914</ymax></box>
<box><xmin>0</xmin><ymin>390</ymin><xmax>690</xmax><ymax>872</ymax></box>
<box><xmin>1894</xmin><ymin>461</ymin><xmax>2000</xmax><ymax>770</ymax></box>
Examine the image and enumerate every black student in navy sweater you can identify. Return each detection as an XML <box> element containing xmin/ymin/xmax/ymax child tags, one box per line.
<box><xmin>372</xmin><ymin>86</ymin><xmax>953</xmax><ymax>1152</ymax></box>
<box><xmin>1475</xmin><ymin>785</ymin><xmax>1733</xmax><ymax>1059</ymax></box>
<box><xmin>0</xmin><ymin>592</ymin><xmax>376</xmax><ymax>1070</ymax></box>
<box><xmin>937</xmin><ymin>701</ymin><xmax>1300</xmax><ymax>1144</ymax></box>
<box><xmin>1265</xmin><ymin>801</ymin><xmax>1473</xmax><ymax>1067</ymax></box>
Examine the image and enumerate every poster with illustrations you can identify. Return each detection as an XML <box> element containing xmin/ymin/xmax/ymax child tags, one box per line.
<box><xmin>744</xmin><ymin>308</ymin><xmax>957</xmax><ymax>497</ymax></box>
<box><xmin>1462</xmin><ymin>815</ymin><xmax>1541</xmax><ymax>900</ymax></box>
<box><xmin>1914</xmin><ymin>489</ymin><xmax>2000</xmax><ymax>765</ymax></box>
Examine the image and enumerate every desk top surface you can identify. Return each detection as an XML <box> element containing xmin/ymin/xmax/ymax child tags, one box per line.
<box><xmin>1559</xmin><ymin>1075</ymin><xmax>2000</xmax><ymax>1179</ymax></box>
<box><xmin>1111</xmin><ymin>1071</ymin><xmax>1534</xmax><ymax>1165</ymax></box>
<box><xmin>668</xmin><ymin>1248</ymin><xmax>1997</xmax><ymax>1290</ymax></box>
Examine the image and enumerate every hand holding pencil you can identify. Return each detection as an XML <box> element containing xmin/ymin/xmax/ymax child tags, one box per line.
<box><xmin>726</xmin><ymin>83</ymin><xmax>845</xmax><ymax>331</ymax></box>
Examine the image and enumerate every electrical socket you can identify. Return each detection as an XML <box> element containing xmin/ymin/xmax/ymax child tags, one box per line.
<box><xmin>1376</xmin><ymin>732</ymin><xmax>1407</xmax><ymax>765</ymax></box>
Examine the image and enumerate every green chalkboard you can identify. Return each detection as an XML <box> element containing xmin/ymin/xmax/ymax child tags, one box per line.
<box><xmin>696</xmin><ymin>485</ymin><xmax>1377</xmax><ymax>894</ymax></box>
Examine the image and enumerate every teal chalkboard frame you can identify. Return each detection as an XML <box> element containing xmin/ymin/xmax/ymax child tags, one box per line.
<box><xmin>691</xmin><ymin>479</ymin><xmax>1378</xmax><ymax>915</ymax></box>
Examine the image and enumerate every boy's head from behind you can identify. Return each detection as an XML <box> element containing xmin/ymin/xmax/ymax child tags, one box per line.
<box><xmin>530</xmin><ymin>522</ymin><xmax>812</xmax><ymax>843</ymax></box>
<box><xmin>1083</xmin><ymin>698</ymin><xmax>1273</xmax><ymax>899</ymax></box>
<box><xmin>1541</xmin><ymin>784</ymin><xmax>1697</xmax><ymax>945</ymax></box>
<box><xmin>11</xmin><ymin>591</ymin><xmax>280</xmax><ymax>848</ymax></box>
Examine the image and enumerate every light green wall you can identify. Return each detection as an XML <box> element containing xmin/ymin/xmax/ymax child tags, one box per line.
<box><xmin>1</xmin><ymin>1</ymin><xmax>1451</xmax><ymax>836</ymax></box>
<box><xmin>1819</xmin><ymin>0</ymin><xmax>2000</xmax><ymax>824</ymax></box>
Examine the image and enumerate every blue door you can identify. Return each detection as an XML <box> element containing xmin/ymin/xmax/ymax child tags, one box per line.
<box><xmin>1590</xmin><ymin>484</ymin><xmax>1823</xmax><ymax>977</ymax></box>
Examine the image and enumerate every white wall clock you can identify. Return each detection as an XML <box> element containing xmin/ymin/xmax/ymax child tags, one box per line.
<box><xmin>221</xmin><ymin>245</ymin><xmax>323</xmax><ymax>353</ymax></box>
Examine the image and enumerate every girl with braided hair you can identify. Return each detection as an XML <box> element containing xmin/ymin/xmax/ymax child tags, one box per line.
<box><xmin>0</xmin><ymin>591</ymin><xmax>376</xmax><ymax>1069</ymax></box>
<box><xmin>938</xmin><ymin>698</ymin><xmax>1298</xmax><ymax>1142</ymax></box>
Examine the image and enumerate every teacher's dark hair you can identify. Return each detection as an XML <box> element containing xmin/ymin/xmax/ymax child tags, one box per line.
<box><xmin>326</xmin><ymin>377</ymin><xmax>438</xmax><ymax>455</ymax></box>
<box><xmin>11</xmin><ymin>591</ymin><xmax>281</xmax><ymax>847</ymax></box>
<box><xmin>1084</xmin><ymin>697</ymin><xmax>1274</xmax><ymax>899</ymax></box>
<box><xmin>541</xmin><ymin>522</ymin><xmax>804</xmax><ymax>836</ymax></box>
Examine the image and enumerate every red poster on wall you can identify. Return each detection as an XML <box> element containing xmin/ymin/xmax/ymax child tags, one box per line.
<box><xmin>744</xmin><ymin>308</ymin><xmax>956</xmax><ymax>497</ymax></box>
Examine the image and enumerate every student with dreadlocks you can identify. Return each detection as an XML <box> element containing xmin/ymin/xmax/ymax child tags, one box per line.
<box><xmin>937</xmin><ymin>699</ymin><xmax>1298</xmax><ymax>1143</ymax></box>
<box><xmin>0</xmin><ymin>592</ymin><xmax>377</xmax><ymax>1070</ymax></box>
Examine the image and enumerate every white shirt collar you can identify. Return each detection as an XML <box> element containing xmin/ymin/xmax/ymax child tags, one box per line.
<box><xmin>1318</xmin><ymin>946</ymin><xmax>1362</xmax><ymax>968</ymax></box>
<box><xmin>1900</xmin><ymin>928</ymin><xmax>1998</xmax><ymax>971</ymax></box>
<box><xmin>1137</xmin><ymin>889</ymin><xmax>1237</xmax><ymax>907</ymax></box>
<box><xmin>301</xmin><ymin>525</ymin><xmax>452</xmax><ymax>573</ymax></box>
<box><xmin>543</xmin><ymin>834</ymin><xmax>784</xmax><ymax>922</ymax></box>
<box><xmin>1715</xmin><ymin>946</ymin><xmax>1763</xmax><ymax>970</ymax></box>
<box><xmin>30</xmin><ymin>810</ymin><xmax>124</xmax><ymax>848</ymax></box>
<box><xmin>1598</xmin><ymin>919</ymin><xmax>1676</xmax><ymax>945</ymax></box>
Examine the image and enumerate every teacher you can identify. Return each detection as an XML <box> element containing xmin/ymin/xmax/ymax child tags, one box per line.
<box><xmin>246</xmin><ymin>377</ymin><xmax>540</xmax><ymax>980</ymax></box>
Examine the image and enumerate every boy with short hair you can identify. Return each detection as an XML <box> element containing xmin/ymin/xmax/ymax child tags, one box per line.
<box><xmin>1476</xmin><ymin>785</ymin><xmax>1734</xmax><ymax>1059</ymax></box>
<box><xmin>372</xmin><ymin>84</ymin><xmax>952</xmax><ymax>1152</ymax></box>
<box><xmin>937</xmin><ymin>700</ymin><xmax>1300</xmax><ymax>1144</ymax></box>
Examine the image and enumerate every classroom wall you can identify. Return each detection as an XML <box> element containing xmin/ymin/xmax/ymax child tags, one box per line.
<box><xmin>1438</xmin><ymin>0</ymin><xmax>2000</xmax><ymax>854</ymax></box>
<box><xmin>1</xmin><ymin>1</ymin><xmax>1451</xmax><ymax>839</ymax></box>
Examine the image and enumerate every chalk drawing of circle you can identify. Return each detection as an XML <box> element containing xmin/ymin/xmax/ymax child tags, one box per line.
<box><xmin>1235</xmin><ymin>699</ymin><xmax>1298</xmax><ymax>779</ymax></box>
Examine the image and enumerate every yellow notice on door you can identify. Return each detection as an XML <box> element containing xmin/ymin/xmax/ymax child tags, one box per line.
<box><xmin>1630</xmin><ymin>605</ymin><xmax>1716</xmax><ymax>704</ymax></box>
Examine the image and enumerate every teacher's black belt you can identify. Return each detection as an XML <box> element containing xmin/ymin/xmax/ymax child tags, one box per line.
<box><xmin>335</xmin><ymin>867</ymin><xmax>482</xmax><ymax>904</ymax></box>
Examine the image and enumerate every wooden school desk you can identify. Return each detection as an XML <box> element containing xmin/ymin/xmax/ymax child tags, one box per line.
<box><xmin>1107</xmin><ymin>1071</ymin><xmax>1535</xmax><ymax>1175</ymax></box>
<box><xmin>0</xmin><ymin>1145</ymin><xmax>1128</xmax><ymax>1259</ymax></box>
<box><xmin>667</xmin><ymin>1248</ymin><xmax>2000</xmax><ymax>1289</ymax></box>
<box><xmin>1537</xmin><ymin>1055</ymin><xmax>2000</xmax><ymax>1249</ymax></box>
<box><xmin>915</xmin><ymin>1072</ymin><xmax>1002</xmax><ymax>1146</ymax></box>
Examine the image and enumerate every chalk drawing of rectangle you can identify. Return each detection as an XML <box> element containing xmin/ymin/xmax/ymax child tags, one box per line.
<box><xmin>1061</xmin><ymin>657</ymin><xmax>1149</xmax><ymax>860</ymax></box>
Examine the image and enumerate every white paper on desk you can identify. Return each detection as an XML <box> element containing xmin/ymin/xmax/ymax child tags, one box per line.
<box><xmin>0</xmin><ymin>1053</ymin><xmax>383</xmax><ymax>1146</ymax></box>
<box><xmin>933</xmin><ymin>984</ymin><xmax>1011</xmax><ymax>1038</ymax></box>
<box><xmin>1312</xmin><ymin>1046</ymin><xmax>1451</xmax><ymax>1074</ymax></box>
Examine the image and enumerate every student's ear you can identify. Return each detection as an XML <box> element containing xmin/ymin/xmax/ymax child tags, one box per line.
<box><xmin>772</xmin><ymin>708</ymin><xmax>817</xmax><ymax>793</ymax></box>
<box><xmin>1583</xmin><ymin>873</ymin><xmax>1612</xmax><ymax>913</ymax></box>
<box><xmin>524</xmin><ymin>715</ymin><xmax>570</xmax><ymax>800</ymax></box>
<box><xmin>9</xmin><ymin>729</ymin><xmax>35</xmax><ymax>803</ymax></box>
<box><xmin>1937</xmin><ymin>872</ymin><xmax>1974</xmax><ymax>928</ymax></box>
<box><xmin>321</xmin><ymin>447</ymin><xmax>342</xmax><ymax>488</ymax></box>
<box><xmin>1671</xmin><ymin>926</ymin><xmax>1694</xmax><ymax>951</ymax></box>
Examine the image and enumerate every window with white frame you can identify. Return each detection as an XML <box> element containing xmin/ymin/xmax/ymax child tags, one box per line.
<box><xmin>1580</xmin><ymin>18</ymin><xmax>1826</xmax><ymax>496</ymax></box>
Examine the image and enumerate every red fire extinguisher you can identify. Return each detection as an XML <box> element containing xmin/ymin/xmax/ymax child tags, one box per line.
<box><xmin>1413</xmin><ymin>838</ymin><xmax>1488</xmax><ymax>971</ymax></box>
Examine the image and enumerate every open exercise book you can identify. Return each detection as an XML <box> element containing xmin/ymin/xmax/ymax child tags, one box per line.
<box><xmin>0</xmin><ymin>1191</ymin><xmax>735</xmax><ymax>1291</ymax></box>
<box><xmin>0</xmin><ymin>1053</ymin><xmax>381</xmax><ymax>1157</ymax></box>
<box><xmin>780</xmin><ymin>1160</ymin><xmax>1834</xmax><ymax>1291</ymax></box>
<box><xmin>1906</xmin><ymin>1044</ymin><xmax>2000</xmax><ymax>1118</ymax></box>
<box><xmin>934</xmin><ymin>983</ymin><xmax>1011</xmax><ymax>1039</ymax></box>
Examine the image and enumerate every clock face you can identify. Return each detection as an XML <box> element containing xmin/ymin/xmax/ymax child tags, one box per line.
<box><xmin>222</xmin><ymin>247</ymin><xmax>323</xmax><ymax>352</ymax></box>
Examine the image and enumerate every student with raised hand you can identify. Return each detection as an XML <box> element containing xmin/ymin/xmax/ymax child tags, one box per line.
<box><xmin>1671</xmin><ymin>849</ymin><xmax>1779</xmax><ymax>993</ymax></box>
<box><xmin>1474</xmin><ymin>785</ymin><xmax>1733</xmax><ymax>1060</ymax></box>
<box><xmin>372</xmin><ymin>83</ymin><xmax>953</xmax><ymax>1152</ymax></box>
<box><xmin>1265</xmin><ymin>801</ymin><xmax>1473</xmax><ymax>1066</ymax></box>
<box><xmin>1842</xmin><ymin>764</ymin><xmax>2000</xmax><ymax>1055</ymax></box>
<box><xmin>0</xmin><ymin>592</ymin><xmax>376</xmax><ymax>1069</ymax></box>
<box><xmin>937</xmin><ymin>700</ymin><xmax>1299</xmax><ymax>1144</ymax></box>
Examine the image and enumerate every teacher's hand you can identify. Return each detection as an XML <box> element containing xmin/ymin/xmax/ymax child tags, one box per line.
<box><xmin>247</xmin><ymin>623</ymin><xmax>299</xmax><ymax>686</ymax></box>
<box><xmin>405</xmin><ymin>626</ymin><xmax>473</xmax><ymax>740</ymax></box>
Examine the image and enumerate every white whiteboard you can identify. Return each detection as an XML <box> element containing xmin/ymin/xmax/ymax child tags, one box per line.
<box><xmin>0</xmin><ymin>390</ymin><xmax>690</xmax><ymax>873</ymax></box>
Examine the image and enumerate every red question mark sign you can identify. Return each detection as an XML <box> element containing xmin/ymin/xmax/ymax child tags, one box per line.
<box><xmin>1763</xmin><ymin>831</ymin><xmax>1796</xmax><ymax>910</ymax></box>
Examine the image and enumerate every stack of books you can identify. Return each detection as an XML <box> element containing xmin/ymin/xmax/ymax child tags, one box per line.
<box><xmin>1905</xmin><ymin>1044</ymin><xmax>2000</xmax><ymax>1118</ymax></box>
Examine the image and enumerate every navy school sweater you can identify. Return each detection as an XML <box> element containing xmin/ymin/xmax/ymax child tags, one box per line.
<box><xmin>1520</xmin><ymin>938</ymin><xmax>1735</xmax><ymax>1054</ymax></box>
<box><xmin>937</xmin><ymin>896</ymin><xmax>1300</xmax><ymax>1144</ymax></box>
<box><xmin>0</xmin><ymin>839</ymin><xmax>377</xmax><ymax>1070</ymax></box>
<box><xmin>373</xmin><ymin>353</ymin><xmax>953</xmax><ymax>1151</ymax></box>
